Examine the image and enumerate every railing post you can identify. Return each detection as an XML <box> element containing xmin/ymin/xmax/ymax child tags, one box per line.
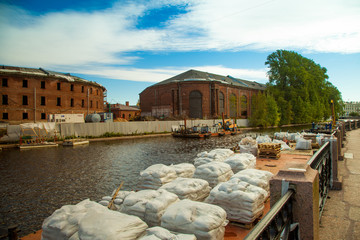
<box><xmin>270</xmin><ymin>163</ymin><xmax>319</xmax><ymax>240</ymax></box>
<box><xmin>325</xmin><ymin>135</ymin><xmax>342</xmax><ymax>190</ymax></box>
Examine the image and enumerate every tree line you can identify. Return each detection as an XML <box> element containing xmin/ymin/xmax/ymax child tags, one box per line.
<box><xmin>249</xmin><ymin>50</ymin><xmax>344</xmax><ymax>127</ymax></box>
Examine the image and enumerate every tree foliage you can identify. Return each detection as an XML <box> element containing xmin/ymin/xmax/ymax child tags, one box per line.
<box><xmin>264</xmin><ymin>50</ymin><xmax>343</xmax><ymax>125</ymax></box>
<box><xmin>249</xmin><ymin>92</ymin><xmax>280</xmax><ymax>127</ymax></box>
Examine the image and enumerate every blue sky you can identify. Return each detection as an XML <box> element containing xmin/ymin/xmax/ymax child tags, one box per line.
<box><xmin>1</xmin><ymin>0</ymin><xmax>360</xmax><ymax>105</ymax></box>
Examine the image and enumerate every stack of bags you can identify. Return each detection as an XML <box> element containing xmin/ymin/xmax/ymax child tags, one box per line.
<box><xmin>139</xmin><ymin>164</ymin><xmax>178</xmax><ymax>189</ymax></box>
<box><xmin>98</xmin><ymin>190</ymin><xmax>134</xmax><ymax>210</ymax></box>
<box><xmin>170</xmin><ymin>163</ymin><xmax>195</xmax><ymax>178</ymax></box>
<box><xmin>272</xmin><ymin>139</ymin><xmax>291</xmax><ymax>150</ymax></box>
<box><xmin>223</xmin><ymin>153</ymin><xmax>256</xmax><ymax>174</ymax></box>
<box><xmin>194</xmin><ymin>149</ymin><xmax>234</xmax><ymax>167</ymax></box>
<box><xmin>256</xmin><ymin>135</ymin><xmax>272</xmax><ymax>144</ymax></box>
<box><xmin>205</xmin><ymin>179</ymin><xmax>268</xmax><ymax>223</ymax></box>
<box><xmin>193</xmin><ymin>162</ymin><xmax>234</xmax><ymax>188</ymax></box>
<box><xmin>231</xmin><ymin>169</ymin><xmax>274</xmax><ymax>197</ymax></box>
<box><xmin>42</xmin><ymin>199</ymin><xmax>148</xmax><ymax>240</ymax></box>
<box><xmin>120</xmin><ymin>189</ymin><xmax>179</xmax><ymax>227</ymax></box>
<box><xmin>139</xmin><ymin>226</ymin><xmax>196</xmax><ymax>240</ymax></box>
<box><xmin>160</xmin><ymin>177</ymin><xmax>211</xmax><ymax>201</ymax></box>
<box><xmin>295</xmin><ymin>138</ymin><xmax>312</xmax><ymax>150</ymax></box>
<box><xmin>161</xmin><ymin>199</ymin><xmax>228</xmax><ymax>240</ymax></box>
<box><xmin>238</xmin><ymin>137</ymin><xmax>258</xmax><ymax>156</ymax></box>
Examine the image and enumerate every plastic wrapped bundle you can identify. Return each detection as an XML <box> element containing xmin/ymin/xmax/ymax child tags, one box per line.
<box><xmin>231</xmin><ymin>169</ymin><xmax>274</xmax><ymax>196</ymax></box>
<box><xmin>170</xmin><ymin>163</ymin><xmax>195</xmax><ymax>178</ymax></box>
<box><xmin>287</xmin><ymin>132</ymin><xmax>301</xmax><ymax>141</ymax></box>
<box><xmin>196</xmin><ymin>149</ymin><xmax>234</xmax><ymax>161</ymax></box>
<box><xmin>272</xmin><ymin>139</ymin><xmax>291</xmax><ymax>150</ymax></box>
<box><xmin>239</xmin><ymin>137</ymin><xmax>258</xmax><ymax>156</ymax></box>
<box><xmin>193</xmin><ymin>162</ymin><xmax>234</xmax><ymax>188</ymax></box>
<box><xmin>295</xmin><ymin>138</ymin><xmax>312</xmax><ymax>150</ymax></box>
<box><xmin>224</xmin><ymin>153</ymin><xmax>256</xmax><ymax>173</ymax></box>
<box><xmin>274</xmin><ymin>132</ymin><xmax>288</xmax><ymax>140</ymax></box>
<box><xmin>138</xmin><ymin>226</ymin><xmax>196</xmax><ymax>240</ymax></box>
<box><xmin>193</xmin><ymin>156</ymin><xmax>214</xmax><ymax>167</ymax></box>
<box><xmin>256</xmin><ymin>135</ymin><xmax>272</xmax><ymax>144</ymax></box>
<box><xmin>205</xmin><ymin>179</ymin><xmax>267</xmax><ymax>223</ymax></box>
<box><xmin>160</xmin><ymin>177</ymin><xmax>211</xmax><ymax>201</ymax></box>
<box><xmin>42</xmin><ymin>199</ymin><xmax>148</xmax><ymax>240</ymax></box>
<box><xmin>121</xmin><ymin>189</ymin><xmax>179</xmax><ymax>227</ymax></box>
<box><xmin>161</xmin><ymin>199</ymin><xmax>228</xmax><ymax>240</ymax></box>
<box><xmin>139</xmin><ymin>164</ymin><xmax>178</xmax><ymax>189</ymax></box>
<box><xmin>76</xmin><ymin>208</ymin><xmax>148</xmax><ymax>240</ymax></box>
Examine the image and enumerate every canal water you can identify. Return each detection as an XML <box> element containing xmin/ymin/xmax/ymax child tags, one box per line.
<box><xmin>0</xmin><ymin>125</ymin><xmax>309</xmax><ymax>237</ymax></box>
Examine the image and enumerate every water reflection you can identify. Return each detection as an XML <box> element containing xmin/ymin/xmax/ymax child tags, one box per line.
<box><xmin>0</xmin><ymin>125</ymin><xmax>309</xmax><ymax>236</ymax></box>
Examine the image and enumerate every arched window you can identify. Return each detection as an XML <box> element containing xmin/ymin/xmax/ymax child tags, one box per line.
<box><xmin>241</xmin><ymin>95</ymin><xmax>248</xmax><ymax>117</ymax></box>
<box><xmin>219</xmin><ymin>91</ymin><xmax>225</xmax><ymax>116</ymax></box>
<box><xmin>189</xmin><ymin>90</ymin><xmax>202</xmax><ymax>119</ymax></box>
<box><xmin>122</xmin><ymin>114</ymin><xmax>125</xmax><ymax>118</ymax></box>
<box><xmin>229</xmin><ymin>93</ymin><xmax>237</xmax><ymax>118</ymax></box>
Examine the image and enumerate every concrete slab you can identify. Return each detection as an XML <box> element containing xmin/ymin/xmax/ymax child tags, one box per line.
<box><xmin>346</xmin><ymin>160</ymin><xmax>360</xmax><ymax>174</ymax></box>
<box><xmin>343</xmin><ymin>175</ymin><xmax>360</xmax><ymax>188</ymax></box>
<box><xmin>349</xmin><ymin>206</ymin><xmax>360</xmax><ymax>221</ymax></box>
<box><xmin>344</xmin><ymin>186</ymin><xmax>360</xmax><ymax>207</ymax></box>
<box><xmin>319</xmin><ymin>216</ymin><xmax>350</xmax><ymax>240</ymax></box>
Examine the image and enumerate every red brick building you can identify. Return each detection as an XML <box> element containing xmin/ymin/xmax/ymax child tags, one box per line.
<box><xmin>0</xmin><ymin>66</ymin><xmax>106</xmax><ymax>123</ymax></box>
<box><xmin>140</xmin><ymin>69</ymin><xmax>265</xmax><ymax>119</ymax></box>
<box><xmin>105</xmin><ymin>102</ymin><xmax>141</xmax><ymax>121</ymax></box>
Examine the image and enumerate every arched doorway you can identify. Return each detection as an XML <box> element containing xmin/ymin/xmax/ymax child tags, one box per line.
<box><xmin>219</xmin><ymin>91</ymin><xmax>225</xmax><ymax>116</ymax></box>
<box><xmin>189</xmin><ymin>91</ymin><xmax>202</xmax><ymax>118</ymax></box>
<box><xmin>229</xmin><ymin>93</ymin><xmax>237</xmax><ymax>118</ymax></box>
<box><xmin>241</xmin><ymin>95</ymin><xmax>248</xmax><ymax>118</ymax></box>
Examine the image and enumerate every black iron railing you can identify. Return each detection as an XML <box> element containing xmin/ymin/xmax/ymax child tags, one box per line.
<box><xmin>244</xmin><ymin>189</ymin><xmax>297</xmax><ymax>240</ymax></box>
<box><xmin>307</xmin><ymin>141</ymin><xmax>331</xmax><ymax>218</ymax></box>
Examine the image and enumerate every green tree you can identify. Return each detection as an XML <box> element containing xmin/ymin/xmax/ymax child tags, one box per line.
<box><xmin>265</xmin><ymin>50</ymin><xmax>343</xmax><ymax>124</ymax></box>
<box><xmin>349</xmin><ymin>112</ymin><xmax>359</xmax><ymax>117</ymax></box>
<box><xmin>249</xmin><ymin>92</ymin><xmax>280</xmax><ymax>127</ymax></box>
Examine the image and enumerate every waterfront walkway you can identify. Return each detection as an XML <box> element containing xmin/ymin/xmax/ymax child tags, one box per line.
<box><xmin>319</xmin><ymin>129</ymin><xmax>360</xmax><ymax>239</ymax></box>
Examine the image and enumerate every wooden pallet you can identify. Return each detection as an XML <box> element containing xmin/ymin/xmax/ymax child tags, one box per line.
<box><xmin>258</xmin><ymin>152</ymin><xmax>281</xmax><ymax>159</ymax></box>
<box><xmin>229</xmin><ymin>215</ymin><xmax>263</xmax><ymax>229</ymax></box>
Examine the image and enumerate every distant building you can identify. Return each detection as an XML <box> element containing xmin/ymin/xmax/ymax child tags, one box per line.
<box><xmin>139</xmin><ymin>69</ymin><xmax>265</xmax><ymax>119</ymax></box>
<box><xmin>0</xmin><ymin>66</ymin><xmax>106</xmax><ymax>123</ymax></box>
<box><xmin>343</xmin><ymin>101</ymin><xmax>360</xmax><ymax>116</ymax></box>
<box><xmin>105</xmin><ymin>102</ymin><xmax>141</xmax><ymax>120</ymax></box>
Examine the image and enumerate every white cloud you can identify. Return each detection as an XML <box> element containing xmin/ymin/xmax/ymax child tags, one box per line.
<box><xmin>0</xmin><ymin>0</ymin><xmax>359</xmax><ymax>81</ymax></box>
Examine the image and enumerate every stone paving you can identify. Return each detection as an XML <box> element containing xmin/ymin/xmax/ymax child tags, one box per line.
<box><xmin>319</xmin><ymin>129</ymin><xmax>360</xmax><ymax>240</ymax></box>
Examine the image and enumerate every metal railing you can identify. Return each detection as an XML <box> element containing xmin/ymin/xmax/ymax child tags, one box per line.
<box><xmin>244</xmin><ymin>189</ymin><xmax>298</xmax><ymax>240</ymax></box>
<box><xmin>307</xmin><ymin>141</ymin><xmax>331</xmax><ymax>218</ymax></box>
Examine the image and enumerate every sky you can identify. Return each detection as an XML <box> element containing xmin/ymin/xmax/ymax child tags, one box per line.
<box><xmin>1</xmin><ymin>0</ymin><xmax>359</xmax><ymax>105</ymax></box>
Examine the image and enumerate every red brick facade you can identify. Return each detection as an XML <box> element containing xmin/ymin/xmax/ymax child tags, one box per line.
<box><xmin>140</xmin><ymin>70</ymin><xmax>265</xmax><ymax>119</ymax></box>
<box><xmin>105</xmin><ymin>102</ymin><xmax>141</xmax><ymax>121</ymax></box>
<box><xmin>0</xmin><ymin>66</ymin><xmax>106</xmax><ymax>123</ymax></box>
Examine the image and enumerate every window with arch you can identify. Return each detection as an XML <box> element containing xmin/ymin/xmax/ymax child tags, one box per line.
<box><xmin>218</xmin><ymin>91</ymin><xmax>225</xmax><ymax>116</ymax></box>
<box><xmin>189</xmin><ymin>90</ymin><xmax>202</xmax><ymax>119</ymax></box>
<box><xmin>241</xmin><ymin>95</ymin><xmax>248</xmax><ymax>117</ymax></box>
<box><xmin>229</xmin><ymin>93</ymin><xmax>237</xmax><ymax>118</ymax></box>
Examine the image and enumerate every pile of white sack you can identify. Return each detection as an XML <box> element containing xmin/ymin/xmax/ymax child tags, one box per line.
<box><xmin>295</xmin><ymin>138</ymin><xmax>312</xmax><ymax>150</ymax></box>
<box><xmin>272</xmin><ymin>139</ymin><xmax>292</xmax><ymax>150</ymax></box>
<box><xmin>223</xmin><ymin>153</ymin><xmax>256</xmax><ymax>173</ymax></box>
<box><xmin>98</xmin><ymin>190</ymin><xmax>134</xmax><ymax>210</ymax></box>
<box><xmin>139</xmin><ymin>226</ymin><xmax>196</xmax><ymax>240</ymax></box>
<box><xmin>231</xmin><ymin>169</ymin><xmax>274</xmax><ymax>197</ymax></box>
<box><xmin>238</xmin><ymin>137</ymin><xmax>258</xmax><ymax>156</ymax></box>
<box><xmin>139</xmin><ymin>164</ymin><xmax>178</xmax><ymax>189</ymax></box>
<box><xmin>193</xmin><ymin>162</ymin><xmax>234</xmax><ymax>188</ymax></box>
<box><xmin>42</xmin><ymin>199</ymin><xmax>148</xmax><ymax>240</ymax></box>
<box><xmin>194</xmin><ymin>149</ymin><xmax>234</xmax><ymax>167</ymax></box>
<box><xmin>120</xmin><ymin>189</ymin><xmax>179</xmax><ymax>227</ymax></box>
<box><xmin>205</xmin><ymin>179</ymin><xmax>267</xmax><ymax>223</ymax></box>
<box><xmin>256</xmin><ymin>135</ymin><xmax>272</xmax><ymax>144</ymax></box>
<box><xmin>171</xmin><ymin>163</ymin><xmax>195</xmax><ymax>178</ymax></box>
<box><xmin>160</xmin><ymin>177</ymin><xmax>211</xmax><ymax>201</ymax></box>
<box><xmin>161</xmin><ymin>199</ymin><xmax>228</xmax><ymax>240</ymax></box>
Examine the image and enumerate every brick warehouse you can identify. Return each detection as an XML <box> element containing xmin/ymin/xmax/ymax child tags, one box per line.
<box><xmin>140</xmin><ymin>69</ymin><xmax>265</xmax><ymax>119</ymax></box>
<box><xmin>0</xmin><ymin>66</ymin><xmax>106</xmax><ymax>123</ymax></box>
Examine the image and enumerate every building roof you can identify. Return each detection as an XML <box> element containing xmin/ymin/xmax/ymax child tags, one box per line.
<box><xmin>152</xmin><ymin>69</ymin><xmax>266</xmax><ymax>90</ymax></box>
<box><xmin>0</xmin><ymin>65</ymin><xmax>106</xmax><ymax>90</ymax></box>
<box><xmin>110</xmin><ymin>104</ymin><xmax>140</xmax><ymax>111</ymax></box>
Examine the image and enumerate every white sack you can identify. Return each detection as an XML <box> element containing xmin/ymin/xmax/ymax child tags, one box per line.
<box><xmin>140</xmin><ymin>164</ymin><xmax>178</xmax><ymax>189</ymax></box>
<box><xmin>224</xmin><ymin>153</ymin><xmax>256</xmax><ymax>173</ymax></box>
<box><xmin>193</xmin><ymin>162</ymin><xmax>234</xmax><ymax>188</ymax></box>
<box><xmin>256</xmin><ymin>135</ymin><xmax>272</xmax><ymax>144</ymax></box>
<box><xmin>170</xmin><ymin>163</ymin><xmax>196</xmax><ymax>178</ymax></box>
<box><xmin>138</xmin><ymin>226</ymin><xmax>196</xmax><ymax>240</ymax></box>
<box><xmin>295</xmin><ymin>138</ymin><xmax>312</xmax><ymax>150</ymax></box>
<box><xmin>231</xmin><ymin>169</ymin><xmax>274</xmax><ymax>195</ymax></box>
<box><xmin>272</xmin><ymin>139</ymin><xmax>291</xmax><ymax>150</ymax></box>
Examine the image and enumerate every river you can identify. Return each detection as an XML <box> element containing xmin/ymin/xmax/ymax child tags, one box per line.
<box><xmin>0</xmin><ymin>125</ymin><xmax>309</xmax><ymax>237</ymax></box>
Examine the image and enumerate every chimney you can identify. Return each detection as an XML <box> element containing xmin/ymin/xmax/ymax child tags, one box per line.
<box><xmin>126</xmin><ymin>101</ymin><xmax>129</xmax><ymax>106</ymax></box>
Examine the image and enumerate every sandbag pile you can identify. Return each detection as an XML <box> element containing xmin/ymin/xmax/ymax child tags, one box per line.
<box><xmin>42</xmin><ymin>199</ymin><xmax>147</xmax><ymax>240</ymax></box>
<box><xmin>139</xmin><ymin>164</ymin><xmax>178</xmax><ymax>189</ymax></box>
<box><xmin>231</xmin><ymin>169</ymin><xmax>274</xmax><ymax>197</ymax></box>
<box><xmin>121</xmin><ymin>189</ymin><xmax>179</xmax><ymax>227</ymax></box>
<box><xmin>205</xmin><ymin>179</ymin><xmax>267</xmax><ymax>223</ymax></box>
<box><xmin>161</xmin><ymin>199</ymin><xmax>228</xmax><ymax>240</ymax></box>
<box><xmin>238</xmin><ymin>137</ymin><xmax>258</xmax><ymax>156</ymax></box>
<box><xmin>170</xmin><ymin>163</ymin><xmax>195</xmax><ymax>178</ymax></box>
<box><xmin>193</xmin><ymin>162</ymin><xmax>234</xmax><ymax>188</ymax></box>
<box><xmin>138</xmin><ymin>226</ymin><xmax>196</xmax><ymax>240</ymax></box>
<box><xmin>223</xmin><ymin>153</ymin><xmax>256</xmax><ymax>173</ymax></box>
<box><xmin>256</xmin><ymin>135</ymin><xmax>272</xmax><ymax>144</ymax></box>
<box><xmin>194</xmin><ymin>149</ymin><xmax>234</xmax><ymax>167</ymax></box>
<box><xmin>98</xmin><ymin>190</ymin><xmax>134</xmax><ymax>210</ymax></box>
<box><xmin>160</xmin><ymin>177</ymin><xmax>211</xmax><ymax>201</ymax></box>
